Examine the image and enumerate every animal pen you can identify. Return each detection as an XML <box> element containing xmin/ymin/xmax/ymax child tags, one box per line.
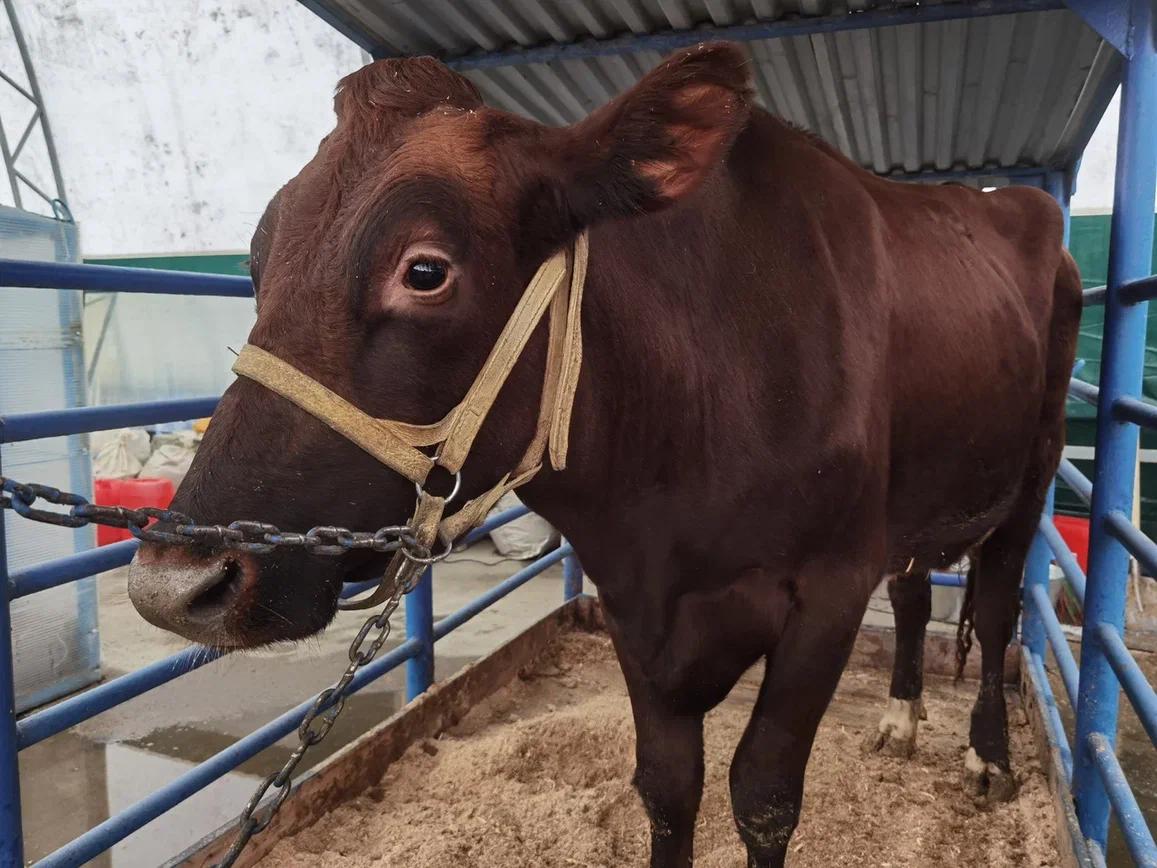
<box><xmin>0</xmin><ymin>0</ymin><xmax>1155</xmax><ymax>865</ymax></box>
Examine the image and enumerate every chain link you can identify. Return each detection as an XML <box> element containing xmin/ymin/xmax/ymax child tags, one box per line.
<box><xmin>215</xmin><ymin>564</ymin><xmax>421</xmax><ymax>867</ymax></box>
<box><xmin>0</xmin><ymin>474</ymin><xmax>433</xmax><ymax>866</ymax></box>
<box><xmin>0</xmin><ymin>476</ymin><xmax>430</xmax><ymax>561</ymax></box>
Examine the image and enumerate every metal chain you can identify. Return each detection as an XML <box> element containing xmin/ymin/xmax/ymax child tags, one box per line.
<box><xmin>0</xmin><ymin>475</ymin><xmax>429</xmax><ymax>560</ymax></box>
<box><xmin>215</xmin><ymin>562</ymin><xmax>421</xmax><ymax>867</ymax></box>
<box><xmin>1</xmin><ymin>474</ymin><xmax>434</xmax><ymax>866</ymax></box>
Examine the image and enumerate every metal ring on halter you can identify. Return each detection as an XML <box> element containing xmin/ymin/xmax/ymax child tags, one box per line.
<box><xmin>399</xmin><ymin>531</ymin><xmax>454</xmax><ymax>566</ymax></box>
<box><xmin>413</xmin><ymin>469</ymin><xmax>462</xmax><ymax>505</ymax></box>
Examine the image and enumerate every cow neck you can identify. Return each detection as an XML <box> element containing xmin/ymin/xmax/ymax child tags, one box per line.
<box><xmin>231</xmin><ymin>232</ymin><xmax>588</xmax><ymax>609</ymax></box>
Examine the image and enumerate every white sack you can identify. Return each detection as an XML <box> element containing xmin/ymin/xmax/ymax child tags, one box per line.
<box><xmin>92</xmin><ymin>428</ymin><xmax>151</xmax><ymax>479</ymax></box>
<box><xmin>139</xmin><ymin>431</ymin><xmax>202</xmax><ymax>486</ymax></box>
<box><xmin>487</xmin><ymin>492</ymin><xmax>559</xmax><ymax>559</ymax></box>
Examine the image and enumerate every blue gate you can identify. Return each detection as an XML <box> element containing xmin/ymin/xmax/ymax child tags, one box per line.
<box><xmin>1</xmin><ymin>0</ymin><xmax>1156</xmax><ymax>864</ymax></box>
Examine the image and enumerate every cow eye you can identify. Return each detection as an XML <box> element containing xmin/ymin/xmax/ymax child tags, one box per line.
<box><xmin>405</xmin><ymin>258</ymin><xmax>448</xmax><ymax>292</ymax></box>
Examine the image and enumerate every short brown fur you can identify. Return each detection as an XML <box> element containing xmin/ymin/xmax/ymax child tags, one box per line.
<box><xmin>129</xmin><ymin>44</ymin><xmax>1081</xmax><ymax>868</ymax></box>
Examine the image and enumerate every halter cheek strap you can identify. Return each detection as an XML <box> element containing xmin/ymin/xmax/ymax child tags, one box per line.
<box><xmin>231</xmin><ymin>232</ymin><xmax>588</xmax><ymax>609</ymax></box>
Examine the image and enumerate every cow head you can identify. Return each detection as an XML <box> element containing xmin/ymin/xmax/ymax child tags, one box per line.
<box><xmin>127</xmin><ymin>44</ymin><xmax>750</xmax><ymax>648</ymax></box>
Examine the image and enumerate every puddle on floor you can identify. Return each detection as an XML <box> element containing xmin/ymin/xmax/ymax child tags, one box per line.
<box><xmin>18</xmin><ymin>651</ymin><xmax>475</xmax><ymax>866</ymax></box>
<box><xmin>20</xmin><ymin>734</ymin><xmax>259</xmax><ymax>867</ymax></box>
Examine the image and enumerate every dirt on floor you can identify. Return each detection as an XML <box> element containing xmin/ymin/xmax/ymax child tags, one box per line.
<box><xmin>259</xmin><ymin>631</ymin><xmax>1059</xmax><ymax>867</ymax></box>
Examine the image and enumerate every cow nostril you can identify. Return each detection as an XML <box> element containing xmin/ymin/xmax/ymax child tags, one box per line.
<box><xmin>186</xmin><ymin>558</ymin><xmax>244</xmax><ymax>618</ymax></box>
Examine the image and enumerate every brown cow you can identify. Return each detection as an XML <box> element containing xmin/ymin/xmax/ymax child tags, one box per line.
<box><xmin>127</xmin><ymin>44</ymin><xmax>1081</xmax><ymax>867</ymax></box>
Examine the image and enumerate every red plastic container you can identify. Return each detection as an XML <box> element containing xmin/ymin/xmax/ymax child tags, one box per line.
<box><xmin>1053</xmin><ymin>515</ymin><xmax>1090</xmax><ymax>573</ymax></box>
<box><xmin>92</xmin><ymin>477</ymin><xmax>174</xmax><ymax>546</ymax></box>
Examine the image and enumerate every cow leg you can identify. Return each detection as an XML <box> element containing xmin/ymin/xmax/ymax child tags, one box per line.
<box><xmin>965</xmin><ymin>248</ymin><xmax>1078</xmax><ymax>803</ymax></box>
<box><xmin>963</xmin><ymin>526</ymin><xmax>1030</xmax><ymax>804</ymax></box>
<box><xmin>729</xmin><ymin>599</ymin><xmax>863</xmax><ymax>868</ymax></box>
<box><xmin>863</xmin><ymin>571</ymin><xmax>931</xmax><ymax>757</ymax></box>
<box><xmin>599</xmin><ymin>564</ymin><xmax>797</xmax><ymax>867</ymax></box>
<box><xmin>618</xmin><ymin>668</ymin><xmax>705</xmax><ymax>868</ymax></box>
<box><xmin>601</xmin><ymin>611</ymin><xmax>707</xmax><ymax>868</ymax></box>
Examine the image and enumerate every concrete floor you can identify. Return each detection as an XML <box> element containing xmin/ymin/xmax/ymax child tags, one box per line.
<box><xmin>17</xmin><ymin>541</ymin><xmax>584</xmax><ymax>867</ymax></box>
<box><xmin>16</xmin><ymin>561</ymin><xmax>937</xmax><ymax>868</ymax></box>
<box><xmin>17</xmin><ymin>558</ymin><xmax>1155</xmax><ymax>868</ymax></box>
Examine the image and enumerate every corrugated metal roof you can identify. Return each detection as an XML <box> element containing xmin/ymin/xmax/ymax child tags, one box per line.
<box><xmin>301</xmin><ymin>0</ymin><xmax>1121</xmax><ymax>176</ymax></box>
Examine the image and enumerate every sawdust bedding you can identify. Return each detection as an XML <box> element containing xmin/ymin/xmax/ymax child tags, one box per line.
<box><xmin>260</xmin><ymin>631</ymin><xmax>1059</xmax><ymax>867</ymax></box>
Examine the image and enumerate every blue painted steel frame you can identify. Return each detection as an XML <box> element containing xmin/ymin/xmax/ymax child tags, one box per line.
<box><xmin>1074</xmin><ymin>0</ymin><xmax>1157</xmax><ymax>849</ymax></box>
<box><xmin>3</xmin><ymin>0</ymin><xmax>1154</xmax><ymax>861</ymax></box>
<box><xmin>1</xmin><ymin>397</ymin><xmax>220</xmax><ymax>442</ymax></box>
<box><xmin>1018</xmin><ymin>10</ymin><xmax>1157</xmax><ymax>857</ymax></box>
<box><xmin>1023</xmin><ymin>482</ymin><xmax>1057</xmax><ymax>659</ymax></box>
<box><xmin>405</xmin><ymin>567</ymin><xmax>434</xmax><ymax>701</ymax></box>
<box><xmin>0</xmin><ymin>456</ymin><xmax>22</xmax><ymax>866</ymax></box>
<box><xmin>563</xmin><ymin>551</ymin><xmax>583</xmax><ymax>599</ymax></box>
<box><xmin>0</xmin><ymin>258</ymin><xmax>252</xmax><ymax>297</ymax></box>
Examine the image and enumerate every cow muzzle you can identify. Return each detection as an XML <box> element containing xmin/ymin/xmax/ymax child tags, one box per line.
<box><xmin>127</xmin><ymin>547</ymin><xmax>257</xmax><ymax>646</ymax></box>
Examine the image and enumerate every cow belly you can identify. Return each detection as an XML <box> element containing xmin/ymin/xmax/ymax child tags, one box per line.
<box><xmin>885</xmin><ymin>380</ymin><xmax>1043</xmax><ymax>566</ymax></box>
<box><xmin>889</xmin><ymin>487</ymin><xmax>1020</xmax><ymax>571</ymax></box>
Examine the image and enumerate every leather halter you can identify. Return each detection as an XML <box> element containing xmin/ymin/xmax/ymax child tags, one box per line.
<box><xmin>231</xmin><ymin>232</ymin><xmax>588</xmax><ymax>609</ymax></box>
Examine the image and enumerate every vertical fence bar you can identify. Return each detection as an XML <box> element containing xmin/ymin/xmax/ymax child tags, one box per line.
<box><xmin>0</xmin><ymin>457</ymin><xmax>24</xmax><ymax>865</ymax></box>
<box><xmin>563</xmin><ymin>548</ymin><xmax>583</xmax><ymax>601</ymax></box>
<box><xmin>1023</xmin><ymin>485</ymin><xmax>1055</xmax><ymax>656</ymax></box>
<box><xmin>1044</xmin><ymin>170</ymin><xmax>1072</xmax><ymax>246</ymax></box>
<box><xmin>1073</xmin><ymin>0</ymin><xmax>1157</xmax><ymax>848</ymax></box>
<box><xmin>404</xmin><ymin>566</ymin><xmax>434</xmax><ymax>701</ymax></box>
<box><xmin>0</xmin><ymin>607</ymin><xmax>20</xmax><ymax>866</ymax></box>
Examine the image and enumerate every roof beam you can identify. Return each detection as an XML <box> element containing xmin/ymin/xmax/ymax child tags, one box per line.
<box><xmin>415</xmin><ymin>0</ymin><xmax>1070</xmax><ymax>70</ymax></box>
<box><xmin>1062</xmin><ymin>0</ymin><xmax>1130</xmax><ymax>57</ymax></box>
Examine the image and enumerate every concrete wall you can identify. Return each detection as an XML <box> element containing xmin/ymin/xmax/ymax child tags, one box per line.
<box><xmin>15</xmin><ymin>0</ymin><xmax>364</xmax><ymax>257</ymax></box>
<box><xmin>1071</xmin><ymin>90</ymin><xmax>1121</xmax><ymax>216</ymax></box>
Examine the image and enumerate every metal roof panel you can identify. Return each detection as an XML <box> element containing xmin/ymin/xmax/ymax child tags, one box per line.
<box><xmin>302</xmin><ymin>0</ymin><xmax>1122</xmax><ymax>176</ymax></box>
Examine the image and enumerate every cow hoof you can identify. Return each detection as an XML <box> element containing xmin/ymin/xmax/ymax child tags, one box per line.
<box><xmin>963</xmin><ymin>747</ymin><xmax>1017</xmax><ymax>804</ymax></box>
<box><xmin>862</xmin><ymin>698</ymin><xmax>920</xmax><ymax>758</ymax></box>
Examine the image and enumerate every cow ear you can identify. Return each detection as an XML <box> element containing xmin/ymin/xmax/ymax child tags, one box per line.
<box><xmin>554</xmin><ymin>43</ymin><xmax>751</xmax><ymax>224</ymax></box>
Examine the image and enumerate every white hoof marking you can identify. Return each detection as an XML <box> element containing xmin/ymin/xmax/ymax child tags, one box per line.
<box><xmin>878</xmin><ymin>697</ymin><xmax>921</xmax><ymax>740</ymax></box>
<box><xmin>963</xmin><ymin>747</ymin><xmax>1017</xmax><ymax>802</ymax></box>
<box><xmin>864</xmin><ymin>698</ymin><xmax>921</xmax><ymax>757</ymax></box>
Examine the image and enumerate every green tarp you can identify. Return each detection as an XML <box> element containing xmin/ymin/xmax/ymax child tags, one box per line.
<box><xmin>1060</xmin><ymin>214</ymin><xmax>1157</xmax><ymax>537</ymax></box>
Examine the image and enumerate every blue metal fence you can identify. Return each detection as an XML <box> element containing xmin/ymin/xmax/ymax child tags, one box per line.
<box><xmin>1021</xmin><ymin>1</ymin><xmax>1157</xmax><ymax>864</ymax></box>
<box><xmin>1</xmin><ymin>0</ymin><xmax>1155</xmax><ymax>862</ymax></box>
<box><xmin>0</xmin><ymin>258</ymin><xmax>584</xmax><ymax>865</ymax></box>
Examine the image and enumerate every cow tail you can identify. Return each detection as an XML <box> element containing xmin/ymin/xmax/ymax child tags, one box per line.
<box><xmin>954</xmin><ymin>554</ymin><xmax>979</xmax><ymax>683</ymax></box>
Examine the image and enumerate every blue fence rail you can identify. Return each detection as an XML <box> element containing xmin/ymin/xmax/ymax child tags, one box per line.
<box><xmin>2</xmin><ymin>1</ymin><xmax>1155</xmax><ymax>864</ymax></box>
<box><xmin>0</xmin><ymin>255</ymin><xmax>584</xmax><ymax>865</ymax></box>
<box><xmin>1022</xmin><ymin>2</ymin><xmax>1157</xmax><ymax>864</ymax></box>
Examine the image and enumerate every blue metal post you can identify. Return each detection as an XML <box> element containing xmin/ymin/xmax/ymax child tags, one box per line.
<box><xmin>404</xmin><ymin>566</ymin><xmax>434</xmax><ymax>701</ymax></box>
<box><xmin>1023</xmin><ymin>485</ymin><xmax>1055</xmax><ymax>657</ymax></box>
<box><xmin>0</xmin><ymin>614</ymin><xmax>21</xmax><ymax>865</ymax></box>
<box><xmin>1044</xmin><ymin>169</ymin><xmax>1073</xmax><ymax>246</ymax></box>
<box><xmin>0</xmin><ymin>457</ymin><xmax>24</xmax><ymax>865</ymax></box>
<box><xmin>563</xmin><ymin>549</ymin><xmax>583</xmax><ymax>600</ymax></box>
<box><xmin>1074</xmin><ymin>0</ymin><xmax>1157</xmax><ymax>848</ymax></box>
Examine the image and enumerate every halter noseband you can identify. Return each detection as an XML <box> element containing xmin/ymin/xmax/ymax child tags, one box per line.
<box><xmin>231</xmin><ymin>232</ymin><xmax>588</xmax><ymax>608</ymax></box>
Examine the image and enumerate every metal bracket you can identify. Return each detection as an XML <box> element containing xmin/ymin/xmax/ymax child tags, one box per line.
<box><xmin>1062</xmin><ymin>0</ymin><xmax>1132</xmax><ymax>57</ymax></box>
